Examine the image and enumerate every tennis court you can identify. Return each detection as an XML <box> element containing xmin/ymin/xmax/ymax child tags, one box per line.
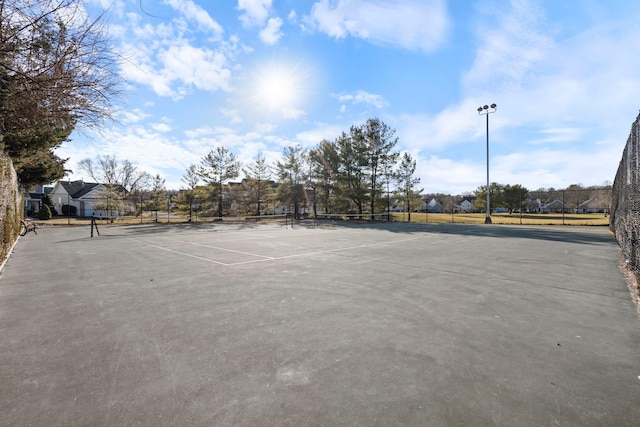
<box><xmin>1</xmin><ymin>221</ymin><xmax>639</xmax><ymax>426</ymax></box>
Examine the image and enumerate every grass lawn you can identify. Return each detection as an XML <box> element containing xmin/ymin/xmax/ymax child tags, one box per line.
<box><xmin>393</xmin><ymin>212</ymin><xmax>610</xmax><ymax>226</ymax></box>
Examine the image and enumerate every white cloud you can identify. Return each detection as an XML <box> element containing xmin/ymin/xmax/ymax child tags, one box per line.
<box><xmin>238</xmin><ymin>0</ymin><xmax>272</xmax><ymax>27</ymax></box>
<box><xmin>259</xmin><ymin>17</ymin><xmax>283</xmax><ymax>45</ymax></box>
<box><xmin>294</xmin><ymin>123</ymin><xmax>349</xmax><ymax>148</ymax></box>
<box><xmin>163</xmin><ymin>0</ymin><xmax>224</xmax><ymax>35</ymax></box>
<box><xmin>221</xmin><ymin>108</ymin><xmax>243</xmax><ymax>124</ymax></box>
<box><xmin>413</xmin><ymin>154</ymin><xmax>481</xmax><ymax>195</ymax></box>
<box><xmin>335</xmin><ymin>90</ymin><xmax>387</xmax><ymax>109</ymax></box>
<box><xmin>115</xmin><ymin>108</ymin><xmax>151</xmax><ymax>124</ymax></box>
<box><xmin>395</xmin><ymin>99</ymin><xmax>483</xmax><ymax>152</ymax></box>
<box><xmin>281</xmin><ymin>107</ymin><xmax>306</xmax><ymax>120</ymax></box>
<box><xmin>111</xmin><ymin>2</ymin><xmax>243</xmax><ymax>100</ymax></box>
<box><xmin>120</xmin><ymin>37</ymin><xmax>233</xmax><ymax>99</ymax></box>
<box><xmin>151</xmin><ymin>123</ymin><xmax>172</xmax><ymax>133</ymax></box>
<box><xmin>158</xmin><ymin>41</ymin><xmax>232</xmax><ymax>93</ymax></box>
<box><xmin>90</xmin><ymin>0</ymin><xmax>123</xmax><ymax>10</ymax></box>
<box><xmin>464</xmin><ymin>0</ymin><xmax>551</xmax><ymax>89</ymax></box>
<box><xmin>490</xmin><ymin>148</ymin><xmax>620</xmax><ymax>190</ymax></box>
<box><xmin>528</xmin><ymin>128</ymin><xmax>584</xmax><ymax>145</ymax></box>
<box><xmin>306</xmin><ymin>0</ymin><xmax>449</xmax><ymax>53</ymax></box>
<box><xmin>238</xmin><ymin>0</ymin><xmax>284</xmax><ymax>45</ymax></box>
<box><xmin>254</xmin><ymin>123</ymin><xmax>277</xmax><ymax>133</ymax></box>
<box><xmin>59</xmin><ymin>127</ymin><xmax>200</xmax><ymax>185</ymax></box>
<box><xmin>183</xmin><ymin>127</ymin><xmax>212</xmax><ymax>140</ymax></box>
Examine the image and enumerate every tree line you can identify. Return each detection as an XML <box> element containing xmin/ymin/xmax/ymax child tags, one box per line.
<box><xmin>188</xmin><ymin>117</ymin><xmax>422</xmax><ymax>219</ymax></box>
<box><xmin>75</xmin><ymin>134</ymin><xmax>613</xmax><ymax>220</ymax></box>
<box><xmin>469</xmin><ymin>182</ymin><xmax>611</xmax><ymax>214</ymax></box>
<box><xmin>77</xmin><ymin>118</ymin><xmax>423</xmax><ymax>220</ymax></box>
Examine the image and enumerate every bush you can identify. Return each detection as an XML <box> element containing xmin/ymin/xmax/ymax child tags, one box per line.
<box><xmin>37</xmin><ymin>204</ymin><xmax>52</xmax><ymax>220</ymax></box>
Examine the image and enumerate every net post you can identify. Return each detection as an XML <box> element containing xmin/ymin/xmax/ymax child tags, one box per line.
<box><xmin>91</xmin><ymin>215</ymin><xmax>100</xmax><ymax>237</ymax></box>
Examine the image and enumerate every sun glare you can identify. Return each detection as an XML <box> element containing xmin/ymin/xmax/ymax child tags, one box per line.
<box><xmin>258</xmin><ymin>68</ymin><xmax>295</xmax><ymax>109</ymax></box>
<box><xmin>248</xmin><ymin>60</ymin><xmax>315</xmax><ymax>119</ymax></box>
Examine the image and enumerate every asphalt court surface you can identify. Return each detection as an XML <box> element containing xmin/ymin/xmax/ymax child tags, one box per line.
<box><xmin>1</xmin><ymin>221</ymin><xmax>639</xmax><ymax>426</ymax></box>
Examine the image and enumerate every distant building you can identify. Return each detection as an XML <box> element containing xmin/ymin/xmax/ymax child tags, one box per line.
<box><xmin>49</xmin><ymin>180</ymin><xmax>132</xmax><ymax>218</ymax></box>
<box><xmin>23</xmin><ymin>185</ymin><xmax>53</xmax><ymax>215</ymax></box>
<box><xmin>456</xmin><ymin>197</ymin><xmax>477</xmax><ymax>213</ymax></box>
<box><xmin>578</xmin><ymin>198</ymin><xmax>608</xmax><ymax>214</ymax></box>
<box><xmin>542</xmin><ymin>199</ymin><xmax>564</xmax><ymax>213</ymax></box>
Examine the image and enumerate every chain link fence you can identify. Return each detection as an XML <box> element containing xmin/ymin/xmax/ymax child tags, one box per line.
<box><xmin>611</xmin><ymin>112</ymin><xmax>640</xmax><ymax>302</ymax></box>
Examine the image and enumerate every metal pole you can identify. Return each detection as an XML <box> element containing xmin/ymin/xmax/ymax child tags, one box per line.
<box><xmin>477</xmin><ymin>103</ymin><xmax>496</xmax><ymax>224</ymax></box>
<box><xmin>485</xmin><ymin>112</ymin><xmax>491</xmax><ymax>224</ymax></box>
<box><xmin>67</xmin><ymin>176</ymin><xmax>71</xmax><ymax>225</ymax></box>
<box><xmin>520</xmin><ymin>191</ymin><xmax>522</xmax><ymax>224</ymax></box>
<box><xmin>562</xmin><ymin>190</ymin><xmax>565</xmax><ymax>225</ymax></box>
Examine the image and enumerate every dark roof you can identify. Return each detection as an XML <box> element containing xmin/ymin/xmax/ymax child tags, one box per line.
<box><xmin>61</xmin><ymin>181</ymin><xmax>101</xmax><ymax>198</ymax></box>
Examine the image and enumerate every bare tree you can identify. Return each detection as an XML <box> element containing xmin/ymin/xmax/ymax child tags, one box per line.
<box><xmin>78</xmin><ymin>155</ymin><xmax>150</xmax><ymax>191</ymax></box>
<box><xmin>78</xmin><ymin>155</ymin><xmax>150</xmax><ymax>221</ymax></box>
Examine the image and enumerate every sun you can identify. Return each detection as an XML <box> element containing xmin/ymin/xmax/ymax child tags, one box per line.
<box><xmin>248</xmin><ymin>60</ymin><xmax>315</xmax><ymax>119</ymax></box>
<box><xmin>257</xmin><ymin>66</ymin><xmax>297</xmax><ymax>110</ymax></box>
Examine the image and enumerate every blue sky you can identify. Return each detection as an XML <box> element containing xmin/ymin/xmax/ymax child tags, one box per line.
<box><xmin>59</xmin><ymin>0</ymin><xmax>640</xmax><ymax>194</ymax></box>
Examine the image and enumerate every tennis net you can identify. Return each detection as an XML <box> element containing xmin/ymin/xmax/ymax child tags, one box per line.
<box><xmin>314</xmin><ymin>213</ymin><xmax>391</xmax><ymax>222</ymax></box>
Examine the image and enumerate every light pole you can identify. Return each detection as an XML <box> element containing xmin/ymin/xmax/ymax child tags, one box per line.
<box><xmin>67</xmin><ymin>176</ymin><xmax>71</xmax><ymax>225</ymax></box>
<box><xmin>167</xmin><ymin>194</ymin><xmax>172</xmax><ymax>224</ymax></box>
<box><xmin>477</xmin><ymin>103</ymin><xmax>497</xmax><ymax>224</ymax></box>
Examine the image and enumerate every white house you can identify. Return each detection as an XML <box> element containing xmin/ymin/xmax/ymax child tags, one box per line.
<box><xmin>49</xmin><ymin>180</ymin><xmax>133</xmax><ymax>218</ymax></box>
<box><xmin>542</xmin><ymin>199</ymin><xmax>564</xmax><ymax>213</ymax></box>
<box><xmin>23</xmin><ymin>185</ymin><xmax>53</xmax><ymax>215</ymax></box>
<box><xmin>578</xmin><ymin>198</ymin><xmax>608</xmax><ymax>214</ymax></box>
<box><xmin>456</xmin><ymin>198</ymin><xmax>476</xmax><ymax>213</ymax></box>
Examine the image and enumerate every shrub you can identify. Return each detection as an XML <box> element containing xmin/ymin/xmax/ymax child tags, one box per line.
<box><xmin>37</xmin><ymin>204</ymin><xmax>52</xmax><ymax>220</ymax></box>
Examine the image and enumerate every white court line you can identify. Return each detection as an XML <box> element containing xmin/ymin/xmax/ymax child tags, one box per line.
<box><xmin>227</xmin><ymin>234</ymin><xmax>430</xmax><ymax>266</ymax></box>
<box><xmin>128</xmin><ymin>233</ymin><xmax>430</xmax><ymax>267</ymax></box>
<box><xmin>151</xmin><ymin>235</ymin><xmax>275</xmax><ymax>260</ymax></box>
<box><xmin>128</xmin><ymin>238</ymin><xmax>229</xmax><ymax>265</ymax></box>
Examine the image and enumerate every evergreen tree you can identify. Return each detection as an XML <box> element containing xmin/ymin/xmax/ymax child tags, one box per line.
<box><xmin>198</xmin><ymin>147</ymin><xmax>241</xmax><ymax>218</ymax></box>
<box><xmin>396</xmin><ymin>153</ymin><xmax>422</xmax><ymax>221</ymax></box>
<box><xmin>275</xmin><ymin>145</ymin><xmax>308</xmax><ymax>219</ymax></box>
<box><xmin>243</xmin><ymin>152</ymin><xmax>272</xmax><ymax>216</ymax></box>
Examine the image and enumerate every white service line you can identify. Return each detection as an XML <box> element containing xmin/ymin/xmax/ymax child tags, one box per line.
<box><xmin>227</xmin><ymin>234</ymin><xmax>429</xmax><ymax>266</ymax></box>
<box><xmin>128</xmin><ymin>233</ymin><xmax>429</xmax><ymax>267</ymax></box>
<box><xmin>127</xmin><ymin>238</ymin><xmax>229</xmax><ymax>265</ymax></box>
<box><xmin>151</xmin><ymin>235</ymin><xmax>275</xmax><ymax>260</ymax></box>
